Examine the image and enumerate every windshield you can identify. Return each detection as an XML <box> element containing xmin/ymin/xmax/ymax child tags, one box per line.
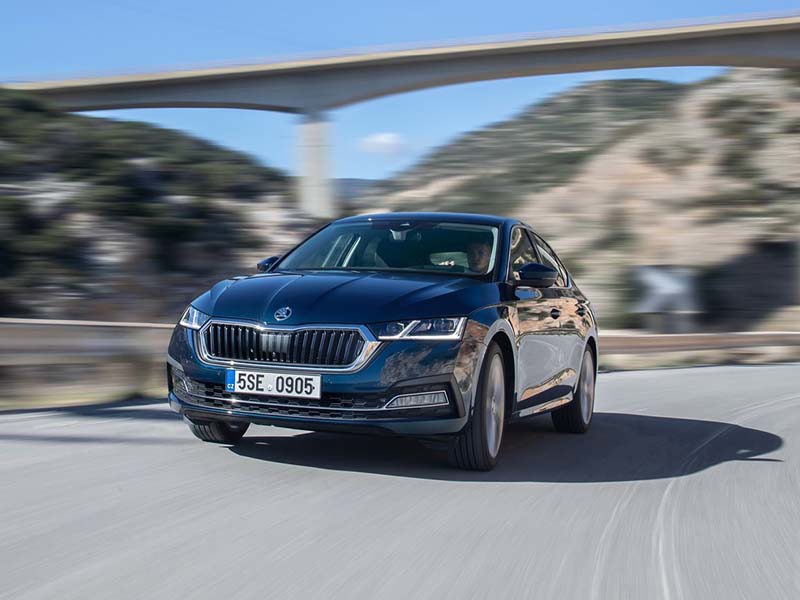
<box><xmin>278</xmin><ymin>220</ymin><xmax>499</xmax><ymax>277</ymax></box>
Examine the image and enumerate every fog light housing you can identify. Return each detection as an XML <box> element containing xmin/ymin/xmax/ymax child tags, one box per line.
<box><xmin>171</xmin><ymin>367</ymin><xmax>191</xmax><ymax>401</ymax></box>
<box><xmin>386</xmin><ymin>391</ymin><xmax>448</xmax><ymax>409</ymax></box>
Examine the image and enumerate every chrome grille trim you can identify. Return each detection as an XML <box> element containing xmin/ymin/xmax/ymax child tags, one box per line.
<box><xmin>196</xmin><ymin>320</ymin><xmax>380</xmax><ymax>373</ymax></box>
<box><xmin>204</xmin><ymin>324</ymin><xmax>363</xmax><ymax>365</ymax></box>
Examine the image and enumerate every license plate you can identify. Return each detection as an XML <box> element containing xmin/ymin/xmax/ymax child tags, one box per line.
<box><xmin>225</xmin><ymin>369</ymin><xmax>321</xmax><ymax>399</ymax></box>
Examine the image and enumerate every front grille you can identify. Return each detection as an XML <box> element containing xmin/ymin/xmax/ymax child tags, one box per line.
<box><xmin>188</xmin><ymin>395</ymin><xmax>381</xmax><ymax>420</ymax></box>
<box><xmin>202</xmin><ymin>323</ymin><xmax>365</xmax><ymax>366</ymax></box>
<box><xmin>195</xmin><ymin>381</ymin><xmax>386</xmax><ymax>411</ymax></box>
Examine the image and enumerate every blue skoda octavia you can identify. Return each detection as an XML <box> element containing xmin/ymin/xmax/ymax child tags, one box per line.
<box><xmin>167</xmin><ymin>212</ymin><xmax>598</xmax><ymax>470</ymax></box>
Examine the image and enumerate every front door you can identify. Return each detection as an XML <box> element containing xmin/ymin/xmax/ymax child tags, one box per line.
<box><xmin>531</xmin><ymin>233</ymin><xmax>586</xmax><ymax>395</ymax></box>
<box><xmin>507</xmin><ymin>227</ymin><xmax>564</xmax><ymax>412</ymax></box>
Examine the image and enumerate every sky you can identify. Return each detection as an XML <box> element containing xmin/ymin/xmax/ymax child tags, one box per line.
<box><xmin>3</xmin><ymin>0</ymin><xmax>799</xmax><ymax>179</ymax></box>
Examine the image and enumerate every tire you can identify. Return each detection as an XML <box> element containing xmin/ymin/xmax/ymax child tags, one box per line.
<box><xmin>448</xmin><ymin>342</ymin><xmax>506</xmax><ymax>471</ymax></box>
<box><xmin>187</xmin><ymin>420</ymin><xmax>249</xmax><ymax>444</ymax></box>
<box><xmin>552</xmin><ymin>348</ymin><xmax>595</xmax><ymax>434</ymax></box>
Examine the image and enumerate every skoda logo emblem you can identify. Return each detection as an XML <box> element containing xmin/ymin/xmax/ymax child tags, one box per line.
<box><xmin>274</xmin><ymin>306</ymin><xmax>292</xmax><ymax>321</ymax></box>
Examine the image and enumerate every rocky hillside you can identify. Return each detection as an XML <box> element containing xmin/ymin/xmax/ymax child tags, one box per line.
<box><xmin>0</xmin><ymin>90</ymin><xmax>305</xmax><ymax>321</ymax></box>
<box><xmin>358</xmin><ymin>69</ymin><xmax>800</xmax><ymax>329</ymax></box>
<box><xmin>360</xmin><ymin>79</ymin><xmax>685</xmax><ymax>215</ymax></box>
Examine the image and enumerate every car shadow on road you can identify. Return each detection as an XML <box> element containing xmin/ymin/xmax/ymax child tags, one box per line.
<box><xmin>229</xmin><ymin>412</ymin><xmax>783</xmax><ymax>483</ymax></box>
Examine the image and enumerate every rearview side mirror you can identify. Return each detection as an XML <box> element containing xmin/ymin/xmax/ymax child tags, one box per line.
<box><xmin>515</xmin><ymin>262</ymin><xmax>558</xmax><ymax>288</ymax></box>
<box><xmin>256</xmin><ymin>256</ymin><xmax>280</xmax><ymax>272</ymax></box>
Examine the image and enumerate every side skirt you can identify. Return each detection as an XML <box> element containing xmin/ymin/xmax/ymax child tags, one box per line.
<box><xmin>513</xmin><ymin>391</ymin><xmax>573</xmax><ymax>419</ymax></box>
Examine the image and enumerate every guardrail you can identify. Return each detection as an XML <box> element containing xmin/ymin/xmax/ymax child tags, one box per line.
<box><xmin>599</xmin><ymin>330</ymin><xmax>800</xmax><ymax>354</ymax></box>
<box><xmin>0</xmin><ymin>318</ymin><xmax>172</xmax><ymax>367</ymax></box>
<box><xmin>3</xmin><ymin>318</ymin><xmax>800</xmax><ymax>364</ymax></box>
<box><xmin>1</xmin><ymin>319</ymin><xmax>798</xmax><ymax>408</ymax></box>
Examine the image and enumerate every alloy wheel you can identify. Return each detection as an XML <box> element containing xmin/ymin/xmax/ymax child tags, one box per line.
<box><xmin>579</xmin><ymin>352</ymin><xmax>595</xmax><ymax>424</ymax></box>
<box><xmin>484</xmin><ymin>353</ymin><xmax>506</xmax><ymax>458</ymax></box>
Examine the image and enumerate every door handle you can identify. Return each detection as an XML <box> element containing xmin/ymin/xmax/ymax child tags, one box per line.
<box><xmin>550</xmin><ymin>308</ymin><xmax>561</xmax><ymax>319</ymax></box>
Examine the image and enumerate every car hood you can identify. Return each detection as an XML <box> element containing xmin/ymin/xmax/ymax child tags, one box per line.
<box><xmin>192</xmin><ymin>270</ymin><xmax>500</xmax><ymax>326</ymax></box>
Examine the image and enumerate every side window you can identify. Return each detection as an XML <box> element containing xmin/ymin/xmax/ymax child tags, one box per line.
<box><xmin>508</xmin><ymin>228</ymin><xmax>539</xmax><ymax>280</ymax></box>
<box><xmin>533</xmin><ymin>235</ymin><xmax>567</xmax><ymax>287</ymax></box>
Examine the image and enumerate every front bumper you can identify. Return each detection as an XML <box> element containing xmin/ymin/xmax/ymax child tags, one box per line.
<box><xmin>166</xmin><ymin>324</ymin><xmax>483</xmax><ymax>436</ymax></box>
<box><xmin>169</xmin><ymin>392</ymin><xmax>468</xmax><ymax>436</ymax></box>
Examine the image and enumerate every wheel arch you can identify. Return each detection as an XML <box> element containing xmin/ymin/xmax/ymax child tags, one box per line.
<box><xmin>487</xmin><ymin>330</ymin><xmax>516</xmax><ymax>418</ymax></box>
<box><xmin>585</xmin><ymin>335</ymin><xmax>598</xmax><ymax>374</ymax></box>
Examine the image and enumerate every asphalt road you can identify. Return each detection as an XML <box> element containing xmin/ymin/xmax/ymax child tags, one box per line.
<box><xmin>1</xmin><ymin>365</ymin><xmax>799</xmax><ymax>599</ymax></box>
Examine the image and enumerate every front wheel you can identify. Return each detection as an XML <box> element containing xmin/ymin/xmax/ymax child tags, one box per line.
<box><xmin>552</xmin><ymin>348</ymin><xmax>595</xmax><ymax>433</ymax></box>
<box><xmin>187</xmin><ymin>420</ymin><xmax>249</xmax><ymax>444</ymax></box>
<box><xmin>448</xmin><ymin>342</ymin><xmax>506</xmax><ymax>471</ymax></box>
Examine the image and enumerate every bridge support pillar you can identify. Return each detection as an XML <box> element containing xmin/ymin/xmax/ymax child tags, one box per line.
<box><xmin>297</xmin><ymin>111</ymin><xmax>335</xmax><ymax>219</ymax></box>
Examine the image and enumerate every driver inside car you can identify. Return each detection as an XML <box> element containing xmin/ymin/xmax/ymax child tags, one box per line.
<box><xmin>466</xmin><ymin>237</ymin><xmax>492</xmax><ymax>273</ymax></box>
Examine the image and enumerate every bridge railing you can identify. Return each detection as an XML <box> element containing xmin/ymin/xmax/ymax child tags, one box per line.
<box><xmin>1</xmin><ymin>318</ymin><xmax>799</xmax><ymax>408</ymax></box>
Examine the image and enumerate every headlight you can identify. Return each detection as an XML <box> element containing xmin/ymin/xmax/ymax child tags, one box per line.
<box><xmin>179</xmin><ymin>306</ymin><xmax>210</xmax><ymax>330</ymax></box>
<box><xmin>369</xmin><ymin>317</ymin><xmax>466</xmax><ymax>340</ymax></box>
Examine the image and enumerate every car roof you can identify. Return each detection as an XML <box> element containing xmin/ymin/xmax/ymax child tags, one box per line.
<box><xmin>336</xmin><ymin>212</ymin><xmax>520</xmax><ymax>227</ymax></box>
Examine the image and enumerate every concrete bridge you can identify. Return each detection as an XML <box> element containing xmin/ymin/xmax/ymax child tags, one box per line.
<box><xmin>5</xmin><ymin>14</ymin><xmax>800</xmax><ymax>217</ymax></box>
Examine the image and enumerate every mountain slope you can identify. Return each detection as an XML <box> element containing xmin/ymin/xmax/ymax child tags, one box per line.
<box><xmin>0</xmin><ymin>90</ymin><xmax>292</xmax><ymax>320</ymax></box>
<box><xmin>358</xmin><ymin>79</ymin><xmax>685</xmax><ymax>215</ymax></box>
<box><xmin>359</xmin><ymin>69</ymin><xmax>800</xmax><ymax>328</ymax></box>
